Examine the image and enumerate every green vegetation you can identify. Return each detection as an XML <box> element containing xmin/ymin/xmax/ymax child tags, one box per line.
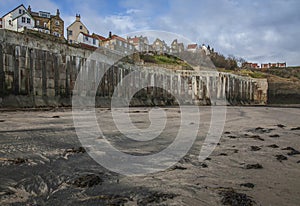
<box><xmin>140</xmin><ymin>53</ymin><xmax>193</xmax><ymax>70</ymax></box>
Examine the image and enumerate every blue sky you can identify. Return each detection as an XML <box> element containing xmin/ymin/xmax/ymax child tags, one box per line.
<box><xmin>1</xmin><ymin>0</ymin><xmax>300</xmax><ymax>66</ymax></box>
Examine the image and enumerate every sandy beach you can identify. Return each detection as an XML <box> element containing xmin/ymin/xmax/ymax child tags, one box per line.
<box><xmin>0</xmin><ymin>106</ymin><xmax>300</xmax><ymax>205</ymax></box>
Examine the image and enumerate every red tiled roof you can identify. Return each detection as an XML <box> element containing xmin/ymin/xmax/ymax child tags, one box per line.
<box><xmin>187</xmin><ymin>44</ymin><xmax>198</xmax><ymax>49</ymax></box>
<box><xmin>80</xmin><ymin>32</ymin><xmax>95</xmax><ymax>38</ymax></box>
<box><xmin>128</xmin><ymin>37</ymin><xmax>140</xmax><ymax>44</ymax></box>
<box><xmin>92</xmin><ymin>33</ymin><xmax>106</xmax><ymax>41</ymax></box>
<box><xmin>111</xmin><ymin>34</ymin><xmax>126</xmax><ymax>42</ymax></box>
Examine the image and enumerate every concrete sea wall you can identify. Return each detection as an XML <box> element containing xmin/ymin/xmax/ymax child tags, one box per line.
<box><xmin>0</xmin><ymin>30</ymin><xmax>268</xmax><ymax>108</ymax></box>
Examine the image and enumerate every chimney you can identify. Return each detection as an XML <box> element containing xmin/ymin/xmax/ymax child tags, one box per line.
<box><xmin>28</xmin><ymin>5</ymin><xmax>31</xmax><ymax>13</ymax></box>
<box><xmin>109</xmin><ymin>31</ymin><xmax>112</xmax><ymax>38</ymax></box>
<box><xmin>56</xmin><ymin>9</ymin><xmax>60</xmax><ymax>16</ymax></box>
<box><xmin>76</xmin><ymin>14</ymin><xmax>80</xmax><ymax>21</ymax></box>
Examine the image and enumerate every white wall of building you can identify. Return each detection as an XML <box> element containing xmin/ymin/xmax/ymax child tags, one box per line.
<box><xmin>77</xmin><ymin>33</ymin><xmax>99</xmax><ymax>47</ymax></box>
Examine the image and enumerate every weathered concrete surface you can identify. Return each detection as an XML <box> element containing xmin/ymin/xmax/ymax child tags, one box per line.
<box><xmin>0</xmin><ymin>107</ymin><xmax>300</xmax><ymax>205</ymax></box>
<box><xmin>0</xmin><ymin>30</ymin><xmax>268</xmax><ymax>107</ymax></box>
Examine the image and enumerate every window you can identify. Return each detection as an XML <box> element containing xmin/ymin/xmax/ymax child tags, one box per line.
<box><xmin>68</xmin><ymin>30</ymin><xmax>73</xmax><ymax>36</ymax></box>
<box><xmin>27</xmin><ymin>18</ymin><xmax>31</xmax><ymax>24</ymax></box>
<box><xmin>36</xmin><ymin>20</ymin><xmax>40</xmax><ymax>25</ymax></box>
<box><xmin>19</xmin><ymin>9</ymin><xmax>22</xmax><ymax>14</ymax></box>
<box><xmin>23</xmin><ymin>10</ymin><xmax>25</xmax><ymax>14</ymax></box>
<box><xmin>93</xmin><ymin>39</ymin><xmax>96</xmax><ymax>45</ymax></box>
<box><xmin>44</xmin><ymin>22</ymin><xmax>47</xmax><ymax>27</ymax></box>
<box><xmin>9</xmin><ymin>20</ymin><xmax>12</xmax><ymax>25</ymax></box>
<box><xmin>55</xmin><ymin>20</ymin><xmax>59</xmax><ymax>26</ymax></box>
<box><xmin>22</xmin><ymin>17</ymin><xmax>26</xmax><ymax>23</ymax></box>
<box><xmin>70</xmin><ymin>40</ymin><xmax>73</xmax><ymax>43</ymax></box>
<box><xmin>85</xmin><ymin>36</ymin><xmax>88</xmax><ymax>41</ymax></box>
<box><xmin>80</xmin><ymin>25</ymin><xmax>83</xmax><ymax>30</ymax></box>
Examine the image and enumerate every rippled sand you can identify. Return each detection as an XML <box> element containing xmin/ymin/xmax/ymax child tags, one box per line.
<box><xmin>0</xmin><ymin>107</ymin><xmax>300</xmax><ymax>205</ymax></box>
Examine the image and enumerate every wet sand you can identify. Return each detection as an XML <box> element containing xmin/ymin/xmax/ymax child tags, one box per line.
<box><xmin>0</xmin><ymin>107</ymin><xmax>300</xmax><ymax>205</ymax></box>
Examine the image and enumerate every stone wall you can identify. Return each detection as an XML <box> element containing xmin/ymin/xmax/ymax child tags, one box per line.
<box><xmin>0</xmin><ymin>30</ymin><xmax>268</xmax><ymax>108</ymax></box>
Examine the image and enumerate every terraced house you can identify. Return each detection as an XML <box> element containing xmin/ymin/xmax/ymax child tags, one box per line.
<box><xmin>28</xmin><ymin>5</ymin><xmax>64</xmax><ymax>38</ymax></box>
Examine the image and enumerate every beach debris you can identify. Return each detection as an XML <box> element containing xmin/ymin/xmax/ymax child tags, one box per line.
<box><xmin>275</xmin><ymin>155</ymin><xmax>288</xmax><ymax>162</ymax></box>
<box><xmin>240</xmin><ymin>183</ymin><xmax>255</xmax><ymax>188</ymax></box>
<box><xmin>245</xmin><ymin>163</ymin><xmax>263</xmax><ymax>169</ymax></box>
<box><xmin>224</xmin><ymin>131</ymin><xmax>231</xmax><ymax>134</ymax></box>
<box><xmin>267</xmin><ymin>144</ymin><xmax>279</xmax><ymax>148</ymax></box>
<box><xmin>250</xmin><ymin>146</ymin><xmax>261</xmax><ymax>151</ymax></box>
<box><xmin>219</xmin><ymin>153</ymin><xmax>228</xmax><ymax>156</ymax></box>
<box><xmin>0</xmin><ymin>120</ymin><xmax>5</xmax><ymax>122</ymax></box>
<box><xmin>291</xmin><ymin>127</ymin><xmax>300</xmax><ymax>131</ymax></box>
<box><xmin>52</xmin><ymin>115</ymin><xmax>60</xmax><ymax>118</ymax></box>
<box><xmin>219</xmin><ymin>188</ymin><xmax>255</xmax><ymax>206</ymax></box>
<box><xmin>228</xmin><ymin>135</ymin><xmax>238</xmax><ymax>139</ymax></box>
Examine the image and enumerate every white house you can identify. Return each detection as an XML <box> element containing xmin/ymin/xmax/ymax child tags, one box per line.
<box><xmin>77</xmin><ymin>32</ymin><xmax>99</xmax><ymax>48</ymax></box>
<box><xmin>2</xmin><ymin>4</ymin><xmax>34</xmax><ymax>32</ymax></box>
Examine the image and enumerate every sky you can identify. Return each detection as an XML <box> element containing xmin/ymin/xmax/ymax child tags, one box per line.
<box><xmin>1</xmin><ymin>0</ymin><xmax>300</xmax><ymax>66</ymax></box>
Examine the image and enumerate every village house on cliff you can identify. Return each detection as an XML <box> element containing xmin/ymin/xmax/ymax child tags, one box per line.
<box><xmin>127</xmin><ymin>36</ymin><xmax>151</xmax><ymax>52</ymax></box>
<box><xmin>28</xmin><ymin>5</ymin><xmax>64</xmax><ymax>38</ymax></box>
<box><xmin>152</xmin><ymin>38</ymin><xmax>169</xmax><ymax>53</ymax></box>
<box><xmin>1</xmin><ymin>4</ymin><xmax>35</xmax><ymax>32</ymax></box>
<box><xmin>170</xmin><ymin>39</ymin><xmax>184</xmax><ymax>54</ymax></box>
<box><xmin>67</xmin><ymin>14</ymin><xmax>89</xmax><ymax>44</ymax></box>
<box><xmin>102</xmin><ymin>32</ymin><xmax>135</xmax><ymax>54</ymax></box>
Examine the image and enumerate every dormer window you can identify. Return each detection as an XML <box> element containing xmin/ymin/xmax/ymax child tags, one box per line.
<box><xmin>19</xmin><ymin>9</ymin><xmax>22</xmax><ymax>14</ymax></box>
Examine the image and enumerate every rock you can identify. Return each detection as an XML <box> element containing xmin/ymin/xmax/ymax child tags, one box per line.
<box><xmin>282</xmin><ymin>147</ymin><xmax>300</xmax><ymax>156</ymax></box>
<box><xmin>219</xmin><ymin>188</ymin><xmax>255</xmax><ymax>206</ymax></box>
<box><xmin>228</xmin><ymin>135</ymin><xmax>237</xmax><ymax>139</ymax></box>
<box><xmin>287</xmin><ymin>150</ymin><xmax>300</xmax><ymax>156</ymax></box>
<box><xmin>219</xmin><ymin>153</ymin><xmax>228</xmax><ymax>156</ymax></box>
<box><xmin>240</xmin><ymin>183</ymin><xmax>255</xmax><ymax>188</ymax></box>
<box><xmin>297</xmin><ymin>160</ymin><xmax>300</xmax><ymax>164</ymax></box>
<box><xmin>201</xmin><ymin>163</ymin><xmax>208</xmax><ymax>168</ymax></box>
<box><xmin>0</xmin><ymin>120</ymin><xmax>5</xmax><ymax>122</ymax></box>
<box><xmin>171</xmin><ymin>165</ymin><xmax>187</xmax><ymax>171</ymax></box>
<box><xmin>52</xmin><ymin>115</ymin><xmax>60</xmax><ymax>118</ymax></box>
<box><xmin>245</xmin><ymin>163</ymin><xmax>263</xmax><ymax>169</ymax></box>
<box><xmin>250</xmin><ymin>146</ymin><xmax>261</xmax><ymax>151</ymax></box>
<box><xmin>224</xmin><ymin>131</ymin><xmax>231</xmax><ymax>134</ymax></box>
<box><xmin>269</xmin><ymin>134</ymin><xmax>280</xmax><ymax>138</ymax></box>
<box><xmin>277</xmin><ymin>124</ymin><xmax>286</xmax><ymax>128</ymax></box>
<box><xmin>291</xmin><ymin>127</ymin><xmax>300</xmax><ymax>131</ymax></box>
<box><xmin>276</xmin><ymin>155</ymin><xmax>288</xmax><ymax>162</ymax></box>
<box><xmin>249</xmin><ymin>135</ymin><xmax>265</xmax><ymax>141</ymax></box>
<box><xmin>267</xmin><ymin>144</ymin><xmax>279</xmax><ymax>148</ymax></box>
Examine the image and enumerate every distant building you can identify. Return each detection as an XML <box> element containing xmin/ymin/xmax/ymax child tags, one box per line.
<box><xmin>28</xmin><ymin>5</ymin><xmax>64</xmax><ymax>38</ymax></box>
<box><xmin>128</xmin><ymin>36</ymin><xmax>151</xmax><ymax>52</ymax></box>
<box><xmin>1</xmin><ymin>4</ymin><xmax>35</xmax><ymax>32</ymax></box>
<box><xmin>243</xmin><ymin>62</ymin><xmax>260</xmax><ymax>69</ymax></box>
<box><xmin>261</xmin><ymin>62</ymin><xmax>286</xmax><ymax>69</ymax></box>
<box><xmin>201</xmin><ymin>44</ymin><xmax>210</xmax><ymax>55</ymax></box>
<box><xmin>187</xmin><ymin>44</ymin><xmax>198</xmax><ymax>53</ymax></box>
<box><xmin>152</xmin><ymin>38</ymin><xmax>169</xmax><ymax>53</ymax></box>
<box><xmin>67</xmin><ymin>14</ymin><xmax>89</xmax><ymax>44</ymax></box>
<box><xmin>102</xmin><ymin>32</ymin><xmax>135</xmax><ymax>54</ymax></box>
<box><xmin>170</xmin><ymin>39</ymin><xmax>184</xmax><ymax>54</ymax></box>
<box><xmin>77</xmin><ymin>32</ymin><xmax>99</xmax><ymax>48</ymax></box>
